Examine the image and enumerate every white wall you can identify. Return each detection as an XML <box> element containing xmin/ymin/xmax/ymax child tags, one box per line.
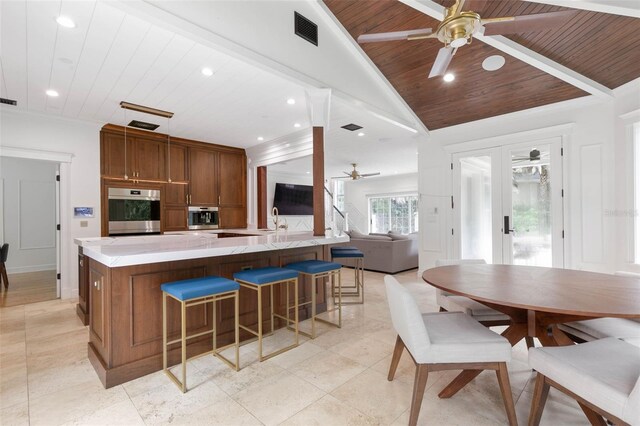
<box><xmin>1</xmin><ymin>157</ymin><xmax>58</xmax><ymax>273</ymax></box>
<box><xmin>266</xmin><ymin>171</ymin><xmax>313</xmax><ymax>231</ymax></box>
<box><xmin>0</xmin><ymin>108</ymin><xmax>102</xmax><ymax>298</ymax></box>
<box><xmin>344</xmin><ymin>173</ymin><xmax>418</xmax><ymax>233</ymax></box>
<box><xmin>418</xmin><ymin>79</ymin><xmax>640</xmax><ymax>274</ymax></box>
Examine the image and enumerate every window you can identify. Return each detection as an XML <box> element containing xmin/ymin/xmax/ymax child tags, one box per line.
<box><xmin>368</xmin><ymin>194</ymin><xmax>419</xmax><ymax>234</ymax></box>
<box><xmin>333</xmin><ymin>180</ymin><xmax>345</xmax><ymax>212</ymax></box>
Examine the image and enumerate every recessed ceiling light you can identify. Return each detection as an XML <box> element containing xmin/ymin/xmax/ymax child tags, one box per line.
<box><xmin>46</xmin><ymin>89</ymin><xmax>59</xmax><ymax>97</ymax></box>
<box><xmin>443</xmin><ymin>73</ymin><xmax>455</xmax><ymax>83</ymax></box>
<box><xmin>294</xmin><ymin>123</ymin><xmax>301</xmax><ymax>128</ymax></box>
<box><xmin>257</xmin><ymin>136</ymin><xmax>264</xmax><ymax>141</ymax></box>
<box><xmin>357</xmin><ymin>132</ymin><xmax>365</xmax><ymax>137</ymax></box>
<box><xmin>201</xmin><ymin>67</ymin><xmax>213</xmax><ymax>77</ymax></box>
<box><xmin>306</xmin><ymin>171</ymin><xmax>310</xmax><ymax>174</ymax></box>
<box><xmin>56</xmin><ymin>16</ymin><xmax>75</xmax><ymax>28</ymax></box>
<box><xmin>287</xmin><ymin>98</ymin><xmax>296</xmax><ymax>105</ymax></box>
<box><xmin>482</xmin><ymin>55</ymin><xmax>506</xmax><ymax>72</ymax></box>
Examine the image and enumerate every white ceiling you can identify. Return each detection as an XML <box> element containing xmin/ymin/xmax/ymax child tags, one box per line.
<box><xmin>0</xmin><ymin>0</ymin><xmax>419</xmax><ymax>175</ymax></box>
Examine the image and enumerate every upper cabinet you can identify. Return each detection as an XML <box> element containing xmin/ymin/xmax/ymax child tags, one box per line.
<box><xmin>100</xmin><ymin>124</ymin><xmax>247</xmax><ymax>232</ymax></box>
<box><xmin>100</xmin><ymin>130</ymin><xmax>165</xmax><ymax>181</ymax></box>
<box><xmin>188</xmin><ymin>148</ymin><xmax>219</xmax><ymax>206</ymax></box>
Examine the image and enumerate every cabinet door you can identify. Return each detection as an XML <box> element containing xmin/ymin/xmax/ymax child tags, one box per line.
<box><xmin>219</xmin><ymin>206</ymin><xmax>246</xmax><ymax>229</ymax></box>
<box><xmin>101</xmin><ymin>132</ymin><xmax>132</xmax><ymax>179</ymax></box>
<box><xmin>164</xmin><ymin>206</ymin><xmax>188</xmax><ymax>231</ymax></box>
<box><xmin>90</xmin><ymin>268</ymin><xmax>106</xmax><ymax>350</ymax></box>
<box><xmin>134</xmin><ymin>137</ymin><xmax>166</xmax><ymax>181</ymax></box>
<box><xmin>165</xmin><ymin>144</ymin><xmax>188</xmax><ymax>206</ymax></box>
<box><xmin>77</xmin><ymin>253</ymin><xmax>89</xmax><ymax>325</ymax></box>
<box><xmin>189</xmin><ymin>148</ymin><xmax>219</xmax><ymax>206</ymax></box>
<box><xmin>218</xmin><ymin>152</ymin><xmax>246</xmax><ymax>207</ymax></box>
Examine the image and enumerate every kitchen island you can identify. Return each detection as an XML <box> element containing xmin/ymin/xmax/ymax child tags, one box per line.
<box><xmin>75</xmin><ymin>231</ymin><xmax>349</xmax><ymax>388</ymax></box>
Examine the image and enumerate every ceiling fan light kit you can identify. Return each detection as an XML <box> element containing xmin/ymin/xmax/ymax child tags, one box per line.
<box><xmin>357</xmin><ymin>0</ymin><xmax>576</xmax><ymax>79</ymax></box>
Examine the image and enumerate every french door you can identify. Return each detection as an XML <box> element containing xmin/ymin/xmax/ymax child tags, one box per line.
<box><xmin>452</xmin><ymin>138</ymin><xmax>564</xmax><ymax>267</ymax></box>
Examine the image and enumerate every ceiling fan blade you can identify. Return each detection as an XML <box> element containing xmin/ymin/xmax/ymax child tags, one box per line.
<box><xmin>360</xmin><ymin>172</ymin><xmax>381</xmax><ymax>177</ymax></box>
<box><xmin>330</xmin><ymin>175</ymin><xmax>350</xmax><ymax>179</ymax></box>
<box><xmin>343</xmin><ymin>171</ymin><xmax>351</xmax><ymax>176</ymax></box>
<box><xmin>428</xmin><ymin>47</ymin><xmax>454</xmax><ymax>78</ymax></box>
<box><xmin>482</xmin><ymin>10</ymin><xmax>577</xmax><ymax>36</ymax></box>
<box><xmin>357</xmin><ymin>28</ymin><xmax>434</xmax><ymax>44</ymax></box>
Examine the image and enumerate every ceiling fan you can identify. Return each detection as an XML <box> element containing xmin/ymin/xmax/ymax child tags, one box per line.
<box><xmin>511</xmin><ymin>148</ymin><xmax>550</xmax><ymax>164</ymax></box>
<box><xmin>356</xmin><ymin>0</ymin><xmax>577</xmax><ymax>78</ymax></box>
<box><xmin>332</xmin><ymin>163</ymin><xmax>381</xmax><ymax>180</ymax></box>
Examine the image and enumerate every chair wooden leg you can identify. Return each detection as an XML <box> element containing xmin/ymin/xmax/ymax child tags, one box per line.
<box><xmin>577</xmin><ymin>402</ymin><xmax>607</xmax><ymax>426</ymax></box>
<box><xmin>496</xmin><ymin>362</ymin><xmax>518</xmax><ymax>426</ymax></box>
<box><xmin>388</xmin><ymin>335</ymin><xmax>405</xmax><ymax>381</ymax></box>
<box><xmin>0</xmin><ymin>262</ymin><xmax>8</xmax><ymax>290</ymax></box>
<box><xmin>528</xmin><ymin>373</ymin><xmax>550</xmax><ymax>426</ymax></box>
<box><xmin>408</xmin><ymin>364</ymin><xmax>429</xmax><ymax>426</ymax></box>
<box><xmin>525</xmin><ymin>336</ymin><xmax>535</xmax><ymax>349</ymax></box>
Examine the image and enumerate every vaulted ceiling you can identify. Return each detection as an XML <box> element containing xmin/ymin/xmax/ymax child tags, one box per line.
<box><xmin>323</xmin><ymin>0</ymin><xmax>640</xmax><ymax>130</ymax></box>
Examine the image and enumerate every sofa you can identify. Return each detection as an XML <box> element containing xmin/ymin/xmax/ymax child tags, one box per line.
<box><xmin>333</xmin><ymin>231</ymin><xmax>419</xmax><ymax>274</ymax></box>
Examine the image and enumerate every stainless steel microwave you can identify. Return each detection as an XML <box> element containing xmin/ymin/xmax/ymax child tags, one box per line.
<box><xmin>108</xmin><ymin>188</ymin><xmax>161</xmax><ymax>236</ymax></box>
<box><xmin>188</xmin><ymin>206</ymin><xmax>219</xmax><ymax>230</ymax></box>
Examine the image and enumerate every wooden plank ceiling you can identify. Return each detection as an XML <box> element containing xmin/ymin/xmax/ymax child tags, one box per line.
<box><xmin>323</xmin><ymin>0</ymin><xmax>640</xmax><ymax>130</ymax></box>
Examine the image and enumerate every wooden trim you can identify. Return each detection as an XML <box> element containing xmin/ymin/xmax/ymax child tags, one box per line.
<box><xmin>257</xmin><ymin>166</ymin><xmax>268</xmax><ymax>229</ymax></box>
<box><xmin>312</xmin><ymin>127</ymin><xmax>325</xmax><ymax>236</ymax></box>
<box><xmin>101</xmin><ymin>124</ymin><xmax>246</xmax><ymax>155</ymax></box>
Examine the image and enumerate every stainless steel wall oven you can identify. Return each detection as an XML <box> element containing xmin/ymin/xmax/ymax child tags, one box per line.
<box><xmin>108</xmin><ymin>188</ymin><xmax>161</xmax><ymax>236</ymax></box>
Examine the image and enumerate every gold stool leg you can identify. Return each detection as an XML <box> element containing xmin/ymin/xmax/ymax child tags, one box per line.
<box><xmin>234</xmin><ymin>290</ymin><xmax>240</xmax><ymax>371</ymax></box>
<box><xmin>270</xmin><ymin>285</ymin><xmax>275</xmax><ymax>335</ymax></box>
<box><xmin>294</xmin><ymin>278</ymin><xmax>299</xmax><ymax>344</ymax></box>
<box><xmin>181</xmin><ymin>301</ymin><xmax>187</xmax><ymax>393</ymax></box>
<box><xmin>258</xmin><ymin>286</ymin><xmax>263</xmax><ymax>361</ymax></box>
<box><xmin>162</xmin><ymin>292</ymin><xmax>167</xmax><ymax>372</ymax></box>
<box><xmin>212</xmin><ymin>297</ymin><xmax>217</xmax><ymax>354</ymax></box>
<box><xmin>338</xmin><ymin>270</ymin><xmax>342</xmax><ymax>327</ymax></box>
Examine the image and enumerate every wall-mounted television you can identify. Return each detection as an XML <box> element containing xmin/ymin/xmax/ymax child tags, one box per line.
<box><xmin>273</xmin><ymin>183</ymin><xmax>313</xmax><ymax>215</ymax></box>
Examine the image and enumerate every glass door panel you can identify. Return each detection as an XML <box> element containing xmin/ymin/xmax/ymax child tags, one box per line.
<box><xmin>453</xmin><ymin>148</ymin><xmax>502</xmax><ymax>263</ymax></box>
<box><xmin>502</xmin><ymin>139</ymin><xmax>564</xmax><ymax>267</ymax></box>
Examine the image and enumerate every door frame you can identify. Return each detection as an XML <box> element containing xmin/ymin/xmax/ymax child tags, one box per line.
<box><xmin>446</xmin><ymin>124</ymin><xmax>572</xmax><ymax>266</ymax></box>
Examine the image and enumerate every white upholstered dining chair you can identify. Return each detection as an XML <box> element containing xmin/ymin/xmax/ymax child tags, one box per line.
<box><xmin>384</xmin><ymin>275</ymin><xmax>517</xmax><ymax>426</ymax></box>
<box><xmin>557</xmin><ymin>271</ymin><xmax>640</xmax><ymax>345</ymax></box>
<box><xmin>433</xmin><ymin>259</ymin><xmax>535</xmax><ymax>348</ymax></box>
<box><xmin>528</xmin><ymin>337</ymin><xmax>640</xmax><ymax>426</ymax></box>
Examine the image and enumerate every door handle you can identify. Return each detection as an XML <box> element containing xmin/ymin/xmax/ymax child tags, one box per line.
<box><xmin>503</xmin><ymin>216</ymin><xmax>515</xmax><ymax>235</ymax></box>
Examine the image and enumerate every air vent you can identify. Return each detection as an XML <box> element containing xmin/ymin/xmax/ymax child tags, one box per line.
<box><xmin>0</xmin><ymin>97</ymin><xmax>17</xmax><ymax>106</ymax></box>
<box><xmin>294</xmin><ymin>12</ymin><xmax>318</xmax><ymax>46</ymax></box>
<box><xmin>341</xmin><ymin>123</ymin><xmax>363</xmax><ymax>132</ymax></box>
<box><xmin>128</xmin><ymin>120</ymin><xmax>159</xmax><ymax>131</ymax></box>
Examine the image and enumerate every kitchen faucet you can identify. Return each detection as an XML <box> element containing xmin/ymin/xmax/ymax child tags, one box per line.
<box><xmin>272</xmin><ymin>207</ymin><xmax>288</xmax><ymax>231</ymax></box>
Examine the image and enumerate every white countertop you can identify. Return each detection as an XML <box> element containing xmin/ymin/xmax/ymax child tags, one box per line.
<box><xmin>75</xmin><ymin>230</ymin><xmax>349</xmax><ymax>267</ymax></box>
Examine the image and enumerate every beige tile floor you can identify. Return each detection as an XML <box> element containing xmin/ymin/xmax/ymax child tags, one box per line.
<box><xmin>0</xmin><ymin>269</ymin><xmax>589</xmax><ymax>425</ymax></box>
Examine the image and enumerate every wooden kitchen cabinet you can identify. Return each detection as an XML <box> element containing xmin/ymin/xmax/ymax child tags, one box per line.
<box><xmin>100</xmin><ymin>124</ymin><xmax>247</xmax><ymax>232</ymax></box>
<box><xmin>76</xmin><ymin>248</ymin><xmax>90</xmax><ymax>325</ymax></box>
<box><xmin>188</xmin><ymin>148</ymin><xmax>219</xmax><ymax>206</ymax></box>
<box><xmin>100</xmin><ymin>130</ymin><xmax>166</xmax><ymax>182</ymax></box>
<box><xmin>89</xmin><ymin>263</ymin><xmax>108</xmax><ymax>360</ymax></box>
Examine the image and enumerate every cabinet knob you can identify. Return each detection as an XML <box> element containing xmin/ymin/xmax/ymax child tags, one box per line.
<box><xmin>79</xmin><ymin>259</ymin><xmax>83</xmax><ymax>267</ymax></box>
<box><xmin>93</xmin><ymin>280</ymin><xmax>101</xmax><ymax>290</ymax></box>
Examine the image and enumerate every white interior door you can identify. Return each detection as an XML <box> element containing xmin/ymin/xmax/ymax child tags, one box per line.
<box><xmin>453</xmin><ymin>138</ymin><xmax>564</xmax><ymax>266</ymax></box>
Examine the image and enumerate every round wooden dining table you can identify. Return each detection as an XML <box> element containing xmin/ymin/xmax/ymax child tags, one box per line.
<box><xmin>422</xmin><ymin>264</ymin><xmax>640</xmax><ymax>399</ymax></box>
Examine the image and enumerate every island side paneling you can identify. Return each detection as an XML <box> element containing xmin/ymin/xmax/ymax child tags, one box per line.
<box><xmin>87</xmin><ymin>245</ymin><xmax>328</xmax><ymax>388</ymax></box>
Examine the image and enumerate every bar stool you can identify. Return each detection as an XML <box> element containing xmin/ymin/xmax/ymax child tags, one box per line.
<box><xmin>161</xmin><ymin>276</ymin><xmax>240</xmax><ymax>393</ymax></box>
<box><xmin>284</xmin><ymin>260</ymin><xmax>342</xmax><ymax>339</ymax></box>
<box><xmin>331</xmin><ymin>247</ymin><xmax>364</xmax><ymax>305</ymax></box>
<box><xmin>233</xmin><ymin>267</ymin><xmax>299</xmax><ymax>361</ymax></box>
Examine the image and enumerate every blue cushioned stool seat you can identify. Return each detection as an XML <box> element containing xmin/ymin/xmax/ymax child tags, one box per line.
<box><xmin>233</xmin><ymin>267</ymin><xmax>299</xmax><ymax>285</ymax></box>
<box><xmin>285</xmin><ymin>260</ymin><xmax>342</xmax><ymax>274</ymax></box>
<box><xmin>331</xmin><ymin>246</ymin><xmax>359</xmax><ymax>252</ymax></box>
<box><xmin>331</xmin><ymin>249</ymin><xmax>364</xmax><ymax>258</ymax></box>
<box><xmin>161</xmin><ymin>276</ymin><xmax>239</xmax><ymax>301</ymax></box>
